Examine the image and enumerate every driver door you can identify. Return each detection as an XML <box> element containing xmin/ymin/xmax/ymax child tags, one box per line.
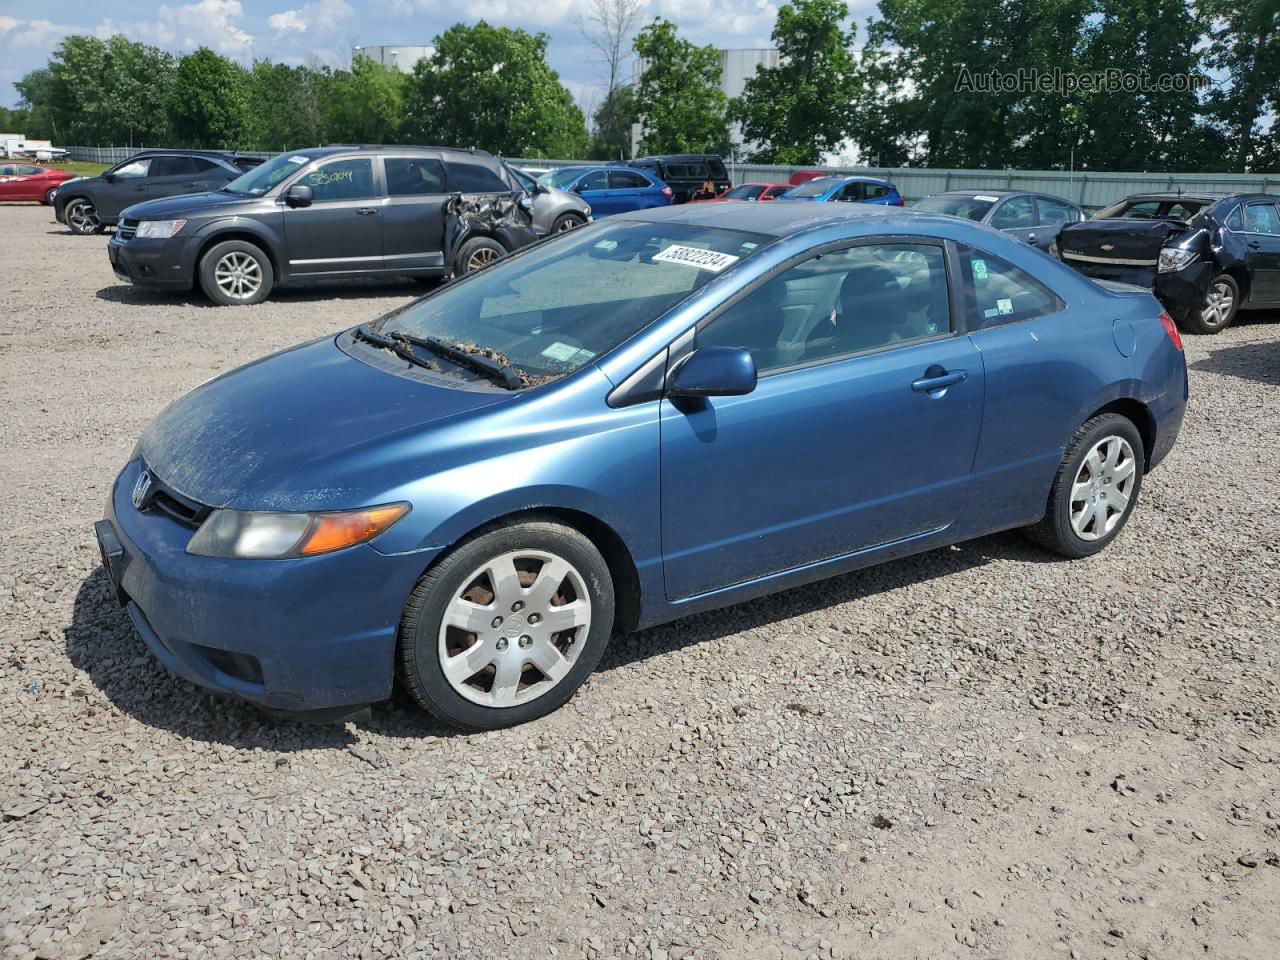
<box><xmin>574</xmin><ymin>170</ymin><xmax>616</xmax><ymax>216</ymax></box>
<box><xmin>281</xmin><ymin>157</ymin><xmax>384</xmax><ymax>276</ymax></box>
<box><xmin>99</xmin><ymin>157</ymin><xmax>152</xmax><ymax>219</ymax></box>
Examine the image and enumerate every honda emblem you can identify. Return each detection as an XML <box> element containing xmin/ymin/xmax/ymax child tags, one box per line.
<box><xmin>132</xmin><ymin>470</ymin><xmax>153</xmax><ymax>509</ymax></box>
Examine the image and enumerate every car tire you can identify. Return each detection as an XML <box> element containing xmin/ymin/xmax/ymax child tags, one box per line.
<box><xmin>1180</xmin><ymin>273</ymin><xmax>1239</xmax><ymax>335</ymax></box>
<box><xmin>42</xmin><ymin>188</ymin><xmax>57</xmax><ymax>205</ymax></box>
<box><xmin>1023</xmin><ymin>413</ymin><xmax>1145</xmax><ymax>559</ymax></box>
<box><xmin>397</xmin><ymin>517</ymin><xmax>615</xmax><ymax>731</ymax></box>
<box><xmin>65</xmin><ymin>199</ymin><xmax>102</xmax><ymax>235</ymax></box>
<box><xmin>454</xmin><ymin>236</ymin><xmax>507</xmax><ymax>276</ymax></box>
<box><xmin>198</xmin><ymin>240</ymin><xmax>274</xmax><ymax>306</ymax></box>
<box><xmin>552</xmin><ymin>213</ymin><xmax>585</xmax><ymax>234</ymax></box>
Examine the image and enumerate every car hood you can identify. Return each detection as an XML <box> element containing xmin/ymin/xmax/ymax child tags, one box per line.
<box><xmin>139</xmin><ymin>335</ymin><xmax>514</xmax><ymax>511</ymax></box>
<box><xmin>122</xmin><ymin>190</ymin><xmax>254</xmax><ymax>220</ymax></box>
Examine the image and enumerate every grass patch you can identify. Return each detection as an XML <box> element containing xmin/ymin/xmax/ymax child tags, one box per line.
<box><xmin>48</xmin><ymin>161</ymin><xmax>109</xmax><ymax>177</ymax></box>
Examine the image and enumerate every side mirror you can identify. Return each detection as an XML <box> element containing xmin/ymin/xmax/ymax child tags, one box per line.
<box><xmin>667</xmin><ymin>346</ymin><xmax>757</xmax><ymax>399</ymax></box>
<box><xmin>572</xmin><ymin>183</ymin><xmax>587</xmax><ymax>194</ymax></box>
<box><xmin>103</xmin><ymin>173</ymin><xmax>117</xmax><ymax>183</ymax></box>
<box><xmin>533</xmin><ymin>181</ymin><xmax>549</xmax><ymax>195</ymax></box>
<box><xmin>285</xmin><ymin>183</ymin><xmax>314</xmax><ymax>207</ymax></box>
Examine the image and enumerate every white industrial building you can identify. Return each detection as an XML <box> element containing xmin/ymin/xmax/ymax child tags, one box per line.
<box><xmin>352</xmin><ymin>45</ymin><xmax>434</xmax><ymax>73</ymax></box>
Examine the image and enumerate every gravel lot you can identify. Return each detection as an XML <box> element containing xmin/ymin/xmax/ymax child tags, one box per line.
<box><xmin>2</xmin><ymin>201</ymin><xmax>1279</xmax><ymax>960</ymax></box>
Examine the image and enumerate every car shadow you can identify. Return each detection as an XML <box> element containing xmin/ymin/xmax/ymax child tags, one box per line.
<box><xmin>67</xmin><ymin>529</ymin><xmax>1044</xmax><ymax>746</ymax></box>
<box><xmin>1190</xmin><ymin>335</ymin><xmax>1280</xmax><ymax>387</ymax></box>
<box><xmin>94</xmin><ymin>278</ymin><xmax>435</xmax><ymax>308</ymax></box>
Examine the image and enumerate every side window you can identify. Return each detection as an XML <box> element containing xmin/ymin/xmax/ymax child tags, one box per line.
<box><xmin>865</xmin><ymin>184</ymin><xmax>891</xmax><ymax>200</ymax></box>
<box><xmin>578</xmin><ymin>170</ymin><xmax>610</xmax><ymax>191</ymax></box>
<box><xmin>446</xmin><ymin>159</ymin><xmax>509</xmax><ymax>193</ymax></box>
<box><xmin>298</xmin><ymin>158</ymin><xmax>375</xmax><ymax>202</ymax></box>
<box><xmin>18</xmin><ymin>164</ymin><xmax>43</xmax><ymax>175</ymax></box>
<box><xmin>835</xmin><ymin>182</ymin><xmax>865</xmax><ymax>202</ymax></box>
<box><xmin>990</xmin><ymin>195</ymin><xmax>1035</xmax><ymax>229</ymax></box>
<box><xmin>113</xmin><ymin>158</ymin><xmax>151</xmax><ymax>179</ymax></box>
<box><xmin>192</xmin><ymin>158</ymin><xmax>221</xmax><ymax>173</ymax></box>
<box><xmin>1037</xmin><ymin>197</ymin><xmax>1078</xmax><ymax>224</ymax></box>
<box><xmin>1243</xmin><ymin>202</ymin><xmax>1280</xmax><ymax>235</ymax></box>
<box><xmin>385</xmin><ymin>157</ymin><xmax>447</xmax><ymax>196</ymax></box>
<box><xmin>699</xmin><ymin>242</ymin><xmax>950</xmax><ymax>374</ymax></box>
<box><xmin>0</xmin><ymin>165</ymin><xmax>15</xmax><ymax>175</ymax></box>
<box><xmin>609</xmin><ymin>171</ymin><xmax>650</xmax><ymax>189</ymax></box>
<box><xmin>956</xmin><ymin>243</ymin><xmax>1063</xmax><ymax>329</ymax></box>
<box><xmin>151</xmin><ymin>156</ymin><xmax>199</xmax><ymax>177</ymax></box>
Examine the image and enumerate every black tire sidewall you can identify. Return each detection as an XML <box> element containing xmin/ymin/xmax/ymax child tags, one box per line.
<box><xmin>199</xmin><ymin>240</ymin><xmax>273</xmax><ymax>306</ymax></box>
<box><xmin>454</xmin><ymin>236</ymin><xmax>506</xmax><ymax>276</ymax></box>
<box><xmin>1045</xmin><ymin>414</ymin><xmax>1145</xmax><ymax>558</ymax></box>
<box><xmin>399</xmin><ymin>521</ymin><xmax>615</xmax><ymax>730</ymax></box>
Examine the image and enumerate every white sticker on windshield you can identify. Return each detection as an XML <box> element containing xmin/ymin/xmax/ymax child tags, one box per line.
<box><xmin>974</xmin><ymin>195</ymin><xmax>1001</xmax><ymax>202</ymax></box>
<box><xmin>541</xmin><ymin>341</ymin><xmax>583</xmax><ymax>362</ymax></box>
<box><xmin>288</xmin><ymin>155</ymin><xmax>310</xmax><ymax>164</ymax></box>
<box><xmin>651</xmin><ymin>245</ymin><xmax>740</xmax><ymax>272</ymax></box>
<box><xmin>997</xmin><ymin>298</ymin><xmax>1014</xmax><ymax>315</ymax></box>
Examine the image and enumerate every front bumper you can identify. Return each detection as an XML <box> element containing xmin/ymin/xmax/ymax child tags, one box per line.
<box><xmin>98</xmin><ymin>459</ymin><xmax>438</xmax><ymax>714</ymax></box>
<box><xmin>108</xmin><ymin>234</ymin><xmax>194</xmax><ymax>290</ymax></box>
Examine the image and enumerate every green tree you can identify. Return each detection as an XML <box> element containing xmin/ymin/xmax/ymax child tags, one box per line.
<box><xmin>589</xmin><ymin>84</ymin><xmax>638</xmax><ymax>160</ymax></box>
<box><xmin>168</xmin><ymin>48</ymin><xmax>250</xmax><ymax>149</ymax></box>
<box><xmin>632</xmin><ymin>19</ymin><xmax>729</xmax><ymax>155</ymax></box>
<box><xmin>404</xmin><ymin>22</ymin><xmax>589</xmax><ymax>157</ymax></box>
<box><xmin>732</xmin><ymin>0</ymin><xmax>862</xmax><ymax>164</ymax></box>
<box><xmin>1199</xmin><ymin>0</ymin><xmax>1280</xmax><ymax>171</ymax></box>
<box><xmin>327</xmin><ymin>55</ymin><xmax>406</xmax><ymax>144</ymax></box>
<box><xmin>245</xmin><ymin>61</ymin><xmax>318</xmax><ymax>151</ymax></box>
<box><xmin>13</xmin><ymin>69</ymin><xmax>56</xmax><ymax>139</ymax></box>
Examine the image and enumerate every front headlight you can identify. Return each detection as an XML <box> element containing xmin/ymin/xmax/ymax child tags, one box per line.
<box><xmin>186</xmin><ymin>503</ymin><xmax>410</xmax><ymax>559</ymax></box>
<box><xmin>1048</xmin><ymin>238</ymin><xmax>1059</xmax><ymax>258</ymax></box>
<box><xmin>1158</xmin><ymin>246</ymin><xmax>1198</xmax><ymax>274</ymax></box>
<box><xmin>135</xmin><ymin>219</ymin><xmax>188</xmax><ymax>239</ymax></box>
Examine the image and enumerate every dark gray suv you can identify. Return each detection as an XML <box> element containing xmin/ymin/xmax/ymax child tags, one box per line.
<box><xmin>108</xmin><ymin>145</ymin><xmax>532</xmax><ymax>305</ymax></box>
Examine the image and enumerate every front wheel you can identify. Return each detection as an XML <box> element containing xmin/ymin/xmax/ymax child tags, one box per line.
<box><xmin>1024</xmin><ymin>413</ymin><xmax>1145</xmax><ymax>559</ymax></box>
<box><xmin>65</xmin><ymin>199</ymin><xmax>102</xmax><ymax>235</ymax></box>
<box><xmin>552</xmin><ymin>213</ymin><xmax>585</xmax><ymax>234</ymax></box>
<box><xmin>398</xmin><ymin>519</ymin><xmax>615</xmax><ymax>730</ymax></box>
<box><xmin>198</xmin><ymin>240</ymin><xmax>274</xmax><ymax>306</ymax></box>
<box><xmin>1180</xmin><ymin>273</ymin><xmax>1239</xmax><ymax>335</ymax></box>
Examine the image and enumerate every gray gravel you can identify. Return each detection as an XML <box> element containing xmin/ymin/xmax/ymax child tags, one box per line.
<box><xmin>3</xmin><ymin>202</ymin><xmax>1279</xmax><ymax>959</ymax></box>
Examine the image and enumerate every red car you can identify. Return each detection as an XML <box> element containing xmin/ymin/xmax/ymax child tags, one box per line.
<box><xmin>695</xmin><ymin>181</ymin><xmax>792</xmax><ymax>203</ymax></box>
<box><xmin>0</xmin><ymin>163</ymin><xmax>79</xmax><ymax>204</ymax></box>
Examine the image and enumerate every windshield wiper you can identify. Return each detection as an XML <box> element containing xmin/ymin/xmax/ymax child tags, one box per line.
<box><xmin>387</xmin><ymin>331</ymin><xmax>522</xmax><ymax>390</ymax></box>
<box><xmin>352</xmin><ymin>325</ymin><xmax>439</xmax><ymax>372</ymax></box>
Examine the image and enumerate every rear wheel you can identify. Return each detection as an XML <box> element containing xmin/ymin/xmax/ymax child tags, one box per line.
<box><xmin>65</xmin><ymin>199</ymin><xmax>102</xmax><ymax>235</ymax></box>
<box><xmin>1024</xmin><ymin>413</ymin><xmax>1145</xmax><ymax>559</ymax></box>
<box><xmin>42</xmin><ymin>187</ymin><xmax>57</xmax><ymax>205</ymax></box>
<box><xmin>1180</xmin><ymin>273</ymin><xmax>1238</xmax><ymax>335</ymax></box>
<box><xmin>397</xmin><ymin>519</ymin><xmax>615</xmax><ymax>730</ymax></box>
<box><xmin>455</xmin><ymin>236</ymin><xmax>506</xmax><ymax>276</ymax></box>
<box><xmin>198</xmin><ymin>240</ymin><xmax>274</xmax><ymax>306</ymax></box>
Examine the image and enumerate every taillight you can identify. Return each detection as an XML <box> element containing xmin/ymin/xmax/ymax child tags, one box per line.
<box><xmin>1159</xmin><ymin>312</ymin><xmax>1183</xmax><ymax>351</ymax></box>
<box><xmin>660</xmin><ymin>186</ymin><xmax>672</xmax><ymax>197</ymax></box>
<box><xmin>894</xmin><ymin>196</ymin><xmax>905</xmax><ymax>206</ymax></box>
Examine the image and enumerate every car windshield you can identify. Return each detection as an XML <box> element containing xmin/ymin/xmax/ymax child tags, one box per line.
<box><xmin>371</xmin><ymin>220</ymin><xmax>770</xmax><ymax>386</ymax></box>
<box><xmin>223</xmin><ymin>152</ymin><xmax>312</xmax><ymax>196</ymax></box>
<box><xmin>785</xmin><ymin>177</ymin><xmax>842</xmax><ymax>197</ymax></box>
<box><xmin>913</xmin><ymin>195</ymin><xmax>997</xmax><ymax>221</ymax></box>
<box><xmin>543</xmin><ymin>168</ymin><xmax>590</xmax><ymax>190</ymax></box>
<box><xmin>724</xmin><ymin>184</ymin><xmax>766</xmax><ymax>200</ymax></box>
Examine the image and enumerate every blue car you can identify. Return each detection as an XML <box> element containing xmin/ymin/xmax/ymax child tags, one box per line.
<box><xmin>779</xmin><ymin>175</ymin><xmax>904</xmax><ymax>206</ymax></box>
<box><xmin>96</xmin><ymin>202</ymin><xmax>1187</xmax><ymax>730</ymax></box>
<box><xmin>539</xmin><ymin>165</ymin><xmax>672</xmax><ymax>217</ymax></box>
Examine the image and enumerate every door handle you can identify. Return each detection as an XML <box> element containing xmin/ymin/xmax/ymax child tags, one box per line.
<box><xmin>912</xmin><ymin>367</ymin><xmax>968</xmax><ymax>393</ymax></box>
<box><xmin>356</xmin><ymin>207</ymin><xmax>379</xmax><ymax>216</ymax></box>
<box><xmin>1248</xmin><ymin>240</ymin><xmax>1261</xmax><ymax>249</ymax></box>
<box><xmin>1027</xmin><ymin>232</ymin><xmax>1037</xmax><ymax>242</ymax></box>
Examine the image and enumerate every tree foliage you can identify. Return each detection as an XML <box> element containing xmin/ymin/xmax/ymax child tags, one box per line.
<box><xmin>404</xmin><ymin>22</ymin><xmax>588</xmax><ymax>157</ymax></box>
<box><xmin>589</xmin><ymin>84</ymin><xmax>639</xmax><ymax>160</ymax></box>
<box><xmin>632</xmin><ymin>19</ymin><xmax>730</xmax><ymax>155</ymax></box>
<box><xmin>732</xmin><ymin>0</ymin><xmax>862</xmax><ymax>164</ymax></box>
<box><xmin>168</xmin><ymin>47</ymin><xmax>250</xmax><ymax>149</ymax></box>
<box><xmin>1199</xmin><ymin>0</ymin><xmax>1280</xmax><ymax>170</ymax></box>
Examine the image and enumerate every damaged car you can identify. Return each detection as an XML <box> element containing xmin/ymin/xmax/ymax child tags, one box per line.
<box><xmin>97</xmin><ymin>202</ymin><xmax>1187</xmax><ymax>730</ymax></box>
<box><xmin>1056</xmin><ymin>192</ymin><xmax>1280</xmax><ymax>334</ymax></box>
<box><xmin>107</xmin><ymin>145</ymin><xmax>539</xmax><ymax>305</ymax></box>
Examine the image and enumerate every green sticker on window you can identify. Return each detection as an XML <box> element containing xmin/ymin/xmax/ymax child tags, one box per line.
<box><xmin>972</xmin><ymin>259</ymin><xmax>989</xmax><ymax>281</ymax></box>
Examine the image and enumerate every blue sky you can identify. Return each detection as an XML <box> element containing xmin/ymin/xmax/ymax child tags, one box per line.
<box><xmin>0</xmin><ymin>0</ymin><xmax>881</xmax><ymax>114</ymax></box>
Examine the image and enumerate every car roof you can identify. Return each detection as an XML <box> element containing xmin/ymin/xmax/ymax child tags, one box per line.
<box><xmin>1118</xmin><ymin>192</ymin><xmax>1231</xmax><ymax>203</ymax></box>
<box><xmin>616</xmin><ymin>198</ymin><xmax>956</xmax><ymax>237</ymax></box>
<box><xmin>632</xmin><ymin>154</ymin><xmax>722</xmax><ymax>161</ymax></box>
<box><xmin>929</xmin><ymin>189</ymin><xmax>1077</xmax><ymax>202</ymax></box>
<box><xmin>804</xmin><ymin>175</ymin><xmax>895</xmax><ymax>186</ymax></box>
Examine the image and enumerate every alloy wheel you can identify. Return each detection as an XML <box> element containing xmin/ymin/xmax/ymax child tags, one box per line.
<box><xmin>213</xmin><ymin>251</ymin><xmax>263</xmax><ymax>300</ymax></box>
<box><xmin>467</xmin><ymin>247</ymin><xmax>500</xmax><ymax>271</ymax></box>
<box><xmin>1068</xmin><ymin>435</ymin><xmax>1137</xmax><ymax>541</ymax></box>
<box><xmin>437</xmin><ymin>549</ymin><xmax>591</xmax><ymax>708</ymax></box>
<box><xmin>555</xmin><ymin>217</ymin><xmax>580</xmax><ymax>233</ymax></box>
<box><xmin>68</xmin><ymin>202</ymin><xmax>100</xmax><ymax>233</ymax></box>
<box><xmin>1201</xmin><ymin>280</ymin><xmax>1234</xmax><ymax>329</ymax></box>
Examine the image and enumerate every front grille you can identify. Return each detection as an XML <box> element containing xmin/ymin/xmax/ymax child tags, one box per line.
<box><xmin>117</xmin><ymin>218</ymin><xmax>138</xmax><ymax>241</ymax></box>
<box><xmin>135</xmin><ymin>466</ymin><xmax>212</xmax><ymax>528</ymax></box>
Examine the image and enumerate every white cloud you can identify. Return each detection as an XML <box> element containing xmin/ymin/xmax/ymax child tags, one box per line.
<box><xmin>269</xmin><ymin>0</ymin><xmax>351</xmax><ymax>35</ymax></box>
<box><xmin>158</xmin><ymin>0</ymin><xmax>255</xmax><ymax>53</ymax></box>
<box><xmin>269</xmin><ymin>10</ymin><xmax>307</xmax><ymax>32</ymax></box>
<box><xmin>0</xmin><ymin>16</ymin><xmax>20</xmax><ymax>35</ymax></box>
<box><xmin>7</xmin><ymin>19</ymin><xmax>79</xmax><ymax>49</ymax></box>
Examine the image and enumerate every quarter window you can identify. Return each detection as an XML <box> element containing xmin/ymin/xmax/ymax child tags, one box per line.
<box><xmin>385</xmin><ymin>157</ymin><xmax>447</xmax><ymax>196</ymax></box>
<box><xmin>698</xmin><ymin>242</ymin><xmax>951</xmax><ymax>374</ymax></box>
<box><xmin>956</xmin><ymin>243</ymin><xmax>1062</xmax><ymax>329</ymax></box>
<box><xmin>298</xmin><ymin>159</ymin><xmax>375</xmax><ymax>202</ymax></box>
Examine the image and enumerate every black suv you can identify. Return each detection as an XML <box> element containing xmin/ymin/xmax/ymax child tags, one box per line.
<box><xmin>54</xmin><ymin>150</ymin><xmax>261</xmax><ymax>235</ymax></box>
<box><xmin>1057</xmin><ymin>192</ymin><xmax>1280</xmax><ymax>334</ymax></box>
<box><xmin>621</xmin><ymin>154</ymin><xmax>730</xmax><ymax>204</ymax></box>
<box><xmin>107</xmin><ymin>145</ymin><xmax>531</xmax><ymax>305</ymax></box>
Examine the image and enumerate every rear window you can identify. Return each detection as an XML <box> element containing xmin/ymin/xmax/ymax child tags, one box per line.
<box><xmin>705</xmin><ymin>158</ymin><xmax>727</xmax><ymax>179</ymax></box>
<box><xmin>914</xmin><ymin>195</ymin><xmax>996</xmax><ymax>221</ymax></box>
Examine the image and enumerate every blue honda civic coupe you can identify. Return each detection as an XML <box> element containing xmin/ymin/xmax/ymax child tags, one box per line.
<box><xmin>96</xmin><ymin>202</ymin><xmax>1188</xmax><ymax>730</ymax></box>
